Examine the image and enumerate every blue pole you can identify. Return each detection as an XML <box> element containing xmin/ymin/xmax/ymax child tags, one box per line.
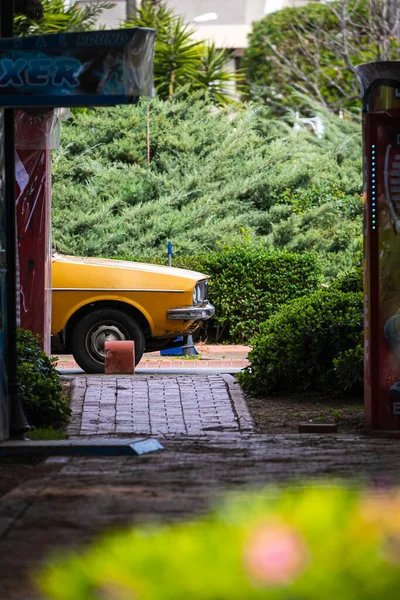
<box><xmin>168</xmin><ymin>240</ymin><xmax>172</xmax><ymax>267</ymax></box>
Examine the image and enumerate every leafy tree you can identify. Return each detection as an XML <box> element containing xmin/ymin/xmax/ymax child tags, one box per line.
<box><xmin>14</xmin><ymin>0</ymin><xmax>114</xmax><ymax>36</ymax></box>
<box><xmin>244</xmin><ymin>0</ymin><xmax>400</xmax><ymax>112</ymax></box>
<box><xmin>125</xmin><ymin>0</ymin><xmax>241</xmax><ymax>103</ymax></box>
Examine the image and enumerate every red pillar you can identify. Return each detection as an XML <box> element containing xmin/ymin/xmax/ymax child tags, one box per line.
<box><xmin>15</xmin><ymin>110</ymin><xmax>53</xmax><ymax>354</ymax></box>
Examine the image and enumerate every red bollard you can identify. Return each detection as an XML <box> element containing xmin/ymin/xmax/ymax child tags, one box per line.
<box><xmin>104</xmin><ymin>340</ymin><xmax>135</xmax><ymax>375</ymax></box>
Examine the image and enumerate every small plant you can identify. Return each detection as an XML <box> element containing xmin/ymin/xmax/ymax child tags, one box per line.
<box><xmin>38</xmin><ymin>485</ymin><xmax>400</xmax><ymax>600</ymax></box>
<box><xmin>17</xmin><ymin>329</ymin><xmax>71</xmax><ymax>428</ymax></box>
<box><xmin>239</xmin><ymin>289</ymin><xmax>363</xmax><ymax>397</ymax></box>
<box><xmin>27</xmin><ymin>427</ymin><xmax>67</xmax><ymax>441</ymax></box>
<box><xmin>314</xmin><ymin>414</ymin><xmax>328</xmax><ymax>422</ymax></box>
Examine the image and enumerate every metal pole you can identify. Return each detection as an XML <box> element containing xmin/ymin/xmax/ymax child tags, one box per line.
<box><xmin>1</xmin><ymin>0</ymin><xmax>30</xmax><ymax>437</ymax></box>
<box><xmin>168</xmin><ymin>240</ymin><xmax>172</xmax><ymax>267</ymax></box>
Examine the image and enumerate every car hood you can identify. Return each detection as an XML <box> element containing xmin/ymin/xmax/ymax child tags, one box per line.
<box><xmin>52</xmin><ymin>253</ymin><xmax>208</xmax><ymax>282</ymax></box>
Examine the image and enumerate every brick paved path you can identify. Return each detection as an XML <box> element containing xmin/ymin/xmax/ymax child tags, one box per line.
<box><xmin>68</xmin><ymin>374</ymin><xmax>253</xmax><ymax>437</ymax></box>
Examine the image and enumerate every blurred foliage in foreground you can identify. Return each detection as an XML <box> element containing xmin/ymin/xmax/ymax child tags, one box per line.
<box><xmin>52</xmin><ymin>93</ymin><xmax>362</xmax><ymax>281</ymax></box>
<box><xmin>39</xmin><ymin>485</ymin><xmax>400</xmax><ymax>599</ymax></box>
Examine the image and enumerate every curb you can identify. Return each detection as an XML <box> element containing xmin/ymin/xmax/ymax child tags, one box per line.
<box><xmin>59</xmin><ymin>367</ymin><xmax>245</xmax><ymax>376</ymax></box>
<box><xmin>221</xmin><ymin>374</ymin><xmax>254</xmax><ymax>432</ymax></box>
<box><xmin>67</xmin><ymin>377</ymin><xmax>87</xmax><ymax>436</ymax></box>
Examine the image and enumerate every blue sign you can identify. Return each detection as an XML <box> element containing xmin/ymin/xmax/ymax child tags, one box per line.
<box><xmin>0</xmin><ymin>28</ymin><xmax>155</xmax><ymax>107</ymax></box>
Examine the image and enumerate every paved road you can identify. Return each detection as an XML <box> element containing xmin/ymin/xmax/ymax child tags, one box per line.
<box><xmin>2</xmin><ymin>433</ymin><xmax>400</xmax><ymax>599</ymax></box>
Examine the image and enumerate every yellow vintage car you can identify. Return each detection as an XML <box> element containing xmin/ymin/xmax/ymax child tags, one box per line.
<box><xmin>51</xmin><ymin>253</ymin><xmax>214</xmax><ymax>373</ymax></box>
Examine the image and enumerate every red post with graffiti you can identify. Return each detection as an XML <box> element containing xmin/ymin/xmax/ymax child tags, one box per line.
<box><xmin>15</xmin><ymin>110</ymin><xmax>56</xmax><ymax>355</ymax></box>
<box><xmin>356</xmin><ymin>62</ymin><xmax>400</xmax><ymax>430</ymax></box>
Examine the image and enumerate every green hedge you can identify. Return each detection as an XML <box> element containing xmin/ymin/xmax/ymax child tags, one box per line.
<box><xmin>330</xmin><ymin>264</ymin><xmax>363</xmax><ymax>294</ymax></box>
<box><xmin>239</xmin><ymin>289</ymin><xmax>363</xmax><ymax>396</ymax></box>
<box><xmin>17</xmin><ymin>329</ymin><xmax>71</xmax><ymax>428</ymax></box>
<box><xmin>39</xmin><ymin>485</ymin><xmax>400</xmax><ymax>600</ymax></box>
<box><xmin>177</xmin><ymin>247</ymin><xmax>322</xmax><ymax>343</ymax></box>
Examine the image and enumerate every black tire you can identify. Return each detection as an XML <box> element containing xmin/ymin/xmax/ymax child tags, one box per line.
<box><xmin>70</xmin><ymin>308</ymin><xmax>145</xmax><ymax>374</ymax></box>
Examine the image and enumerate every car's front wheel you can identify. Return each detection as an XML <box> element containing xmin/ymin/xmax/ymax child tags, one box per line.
<box><xmin>70</xmin><ymin>308</ymin><xmax>145</xmax><ymax>374</ymax></box>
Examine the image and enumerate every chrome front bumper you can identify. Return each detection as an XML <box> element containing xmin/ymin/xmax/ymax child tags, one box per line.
<box><xmin>167</xmin><ymin>303</ymin><xmax>215</xmax><ymax>321</ymax></box>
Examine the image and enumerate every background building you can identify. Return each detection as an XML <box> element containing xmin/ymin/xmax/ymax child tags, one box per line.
<box><xmin>77</xmin><ymin>0</ymin><xmax>316</xmax><ymax>93</ymax></box>
<box><xmin>78</xmin><ymin>0</ymin><xmax>315</xmax><ymax>53</ymax></box>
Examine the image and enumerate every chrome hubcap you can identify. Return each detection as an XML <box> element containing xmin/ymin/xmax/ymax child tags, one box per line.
<box><xmin>86</xmin><ymin>324</ymin><xmax>127</xmax><ymax>363</ymax></box>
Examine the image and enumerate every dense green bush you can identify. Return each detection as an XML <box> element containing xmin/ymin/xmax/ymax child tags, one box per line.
<box><xmin>239</xmin><ymin>289</ymin><xmax>363</xmax><ymax>396</ymax></box>
<box><xmin>332</xmin><ymin>345</ymin><xmax>364</xmax><ymax>394</ymax></box>
<box><xmin>330</xmin><ymin>264</ymin><xmax>363</xmax><ymax>294</ymax></box>
<box><xmin>177</xmin><ymin>247</ymin><xmax>322</xmax><ymax>342</ymax></box>
<box><xmin>52</xmin><ymin>95</ymin><xmax>362</xmax><ymax>278</ymax></box>
<box><xmin>39</xmin><ymin>485</ymin><xmax>400</xmax><ymax>600</ymax></box>
<box><xmin>17</xmin><ymin>329</ymin><xmax>70</xmax><ymax>428</ymax></box>
<box><xmin>265</xmin><ymin>198</ymin><xmax>362</xmax><ymax>280</ymax></box>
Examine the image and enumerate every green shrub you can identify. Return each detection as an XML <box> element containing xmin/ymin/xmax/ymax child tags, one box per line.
<box><xmin>17</xmin><ymin>329</ymin><xmax>71</xmax><ymax>428</ymax></box>
<box><xmin>331</xmin><ymin>264</ymin><xmax>363</xmax><ymax>293</ymax></box>
<box><xmin>272</xmin><ymin>183</ymin><xmax>361</xmax><ymax>216</ymax></box>
<box><xmin>333</xmin><ymin>345</ymin><xmax>364</xmax><ymax>394</ymax></box>
<box><xmin>239</xmin><ymin>289</ymin><xmax>363</xmax><ymax>396</ymax></box>
<box><xmin>52</xmin><ymin>96</ymin><xmax>362</xmax><ymax>265</ymax></box>
<box><xmin>267</xmin><ymin>201</ymin><xmax>362</xmax><ymax>281</ymax></box>
<box><xmin>177</xmin><ymin>247</ymin><xmax>322</xmax><ymax>343</ymax></box>
<box><xmin>39</xmin><ymin>485</ymin><xmax>400</xmax><ymax>600</ymax></box>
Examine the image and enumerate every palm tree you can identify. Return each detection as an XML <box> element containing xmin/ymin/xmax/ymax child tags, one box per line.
<box><xmin>126</xmin><ymin>0</ymin><xmax>240</xmax><ymax>104</ymax></box>
<box><xmin>126</xmin><ymin>0</ymin><xmax>203</xmax><ymax>100</ymax></box>
<box><xmin>193</xmin><ymin>44</ymin><xmax>244</xmax><ymax>105</ymax></box>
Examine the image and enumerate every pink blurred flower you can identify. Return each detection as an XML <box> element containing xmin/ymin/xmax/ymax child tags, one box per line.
<box><xmin>96</xmin><ymin>582</ymin><xmax>135</xmax><ymax>600</ymax></box>
<box><xmin>243</xmin><ymin>522</ymin><xmax>308</xmax><ymax>586</ymax></box>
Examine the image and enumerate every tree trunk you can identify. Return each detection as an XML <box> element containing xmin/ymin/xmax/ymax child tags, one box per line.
<box><xmin>388</xmin><ymin>0</ymin><xmax>400</xmax><ymax>34</ymax></box>
<box><xmin>126</xmin><ymin>0</ymin><xmax>137</xmax><ymax>20</ymax></box>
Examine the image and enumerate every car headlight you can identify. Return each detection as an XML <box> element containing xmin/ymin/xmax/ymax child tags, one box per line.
<box><xmin>192</xmin><ymin>280</ymin><xmax>208</xmax><ymax>306</ymax></box>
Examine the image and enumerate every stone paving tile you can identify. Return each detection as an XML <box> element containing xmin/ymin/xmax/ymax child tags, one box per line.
<box><xmin>68</xmin><ymin>374</ymin><xmax>253</xmax><ymax>438</ymax></box>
